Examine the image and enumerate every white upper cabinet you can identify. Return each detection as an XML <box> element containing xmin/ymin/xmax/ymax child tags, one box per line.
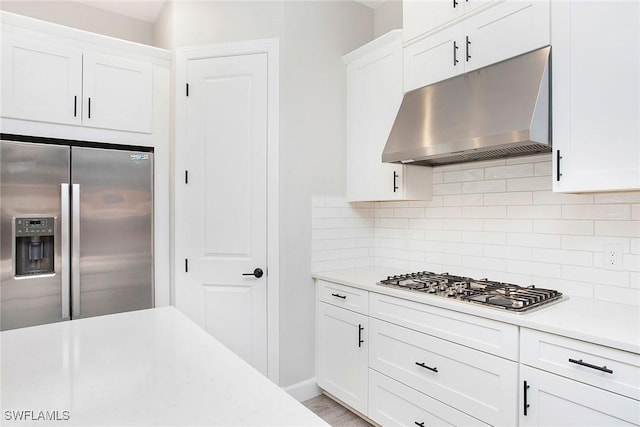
<box><xmin>552</xmin><ymin>1</ymin><xmax>640</xmax><ymax>192</ymax></box>
<box><xmin>403</xmin><ymin>0</ymin><xmax>496</xmax><ymax>44</ymax></box>
<box><xmin>345</xmin><ymin>30</ymin><xmax>431</xmax><ymax>202</ymax></box>
<box><xmin>2</xmin><ymin>25</ymin><xmax>153</xmax><ymax>134</ymax></box>
<box><xmin>1</xmin><ymin>31</ymin><xmax>83</xmax><ymax>126</ymax></box>
<box><xmin>404</xmin><ymin>0</ymin><xmax>550</xmax><ymax>92</ymax></box>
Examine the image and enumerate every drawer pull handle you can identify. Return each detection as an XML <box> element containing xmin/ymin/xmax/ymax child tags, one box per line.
<box><xmin>415</xmin><ymin>422</ymin><xmax>425</xmax><ymax>427</ymax></box>
<box><xmin>415</xmin><ymin>362</ymin><xmax>438</xmax><ymax>373</ymax></box>
<box><xmin>358</xmin><ymin>324</ymin><xmax>364</xmax><ymax>348</ymax></box>
<box><xmin>331</xmin><ymin>293</ymin><xmax>346</xmax><ymax>299</ymax></box>
<box><xmin>568</xmin><ymin>358</ymin><xmax>613</xmax><ymax>374</ymax></box>
<box><xmin>523</xmin><ymin>380</ymin><xmax>530</xmax><ymax>416</ymax></box>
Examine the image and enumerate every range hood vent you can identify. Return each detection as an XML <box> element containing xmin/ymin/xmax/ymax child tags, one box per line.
<box><xmin>383</xmin><ymin>46</ymin><xmax>551</xmax><ymax>166</ymax></box>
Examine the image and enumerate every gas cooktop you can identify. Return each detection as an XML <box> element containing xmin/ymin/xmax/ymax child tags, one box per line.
<box><xmin>377</xmin><ymin>271</ymin><xmax>564</xmax><ymax>313</ymax></box>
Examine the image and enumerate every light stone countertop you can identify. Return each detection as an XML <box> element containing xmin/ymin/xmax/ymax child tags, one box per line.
<box><xmin>313</xmin><ymin>267</ymin><xmax>640</xmax><ymax>354</ymax></box>
<box><xmin>0</xmin><ymin>307</ymin><xmax>328</xmax><ymax>426</ymax></box>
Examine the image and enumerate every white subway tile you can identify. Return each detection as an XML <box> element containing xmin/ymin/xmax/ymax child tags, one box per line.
<box><xmin>376</xmin><ymin>208</ymin><xmax>395</xmax><ymax>218</ymax></box>
<box><xmin>378</xmin><ymin>201</ymin><xmax>410</xmax><ymax>208</ymax></box>
<box><xmin>311</xmin><ymin>196</ymin><xmax>325</xmax><ymax>207</ymax></box>
<box><xmin>312</xmin><ymin>228</ymin><xmax>342</xmax><ymax>240</ymax></box>
<box><xmin>425</xmin><ymin>251</ymin><xmax>463</xmax><ymax>267</ymax></box>
<box><xmin>443</xmin><ymin>242</ymin><xmax>483</xmax><ymax>256</ymax></box>
<box><xmin>324</xmin><ymin>239</ymin><xmax>355</xmax><ymax>250</ymax></box>
<box><xmin>443</xmin><ymin>168</ymin><xmax>484</xmax><ymax>183</ymax></box>
<box><xmin>354</xmin><ymin>201</ymin><xmax>375</xmax><ymax>208</ymax></box>
<box><xmin>312</xmin><ymin>250</ymin><xmax>341</xmax><ymax>262</ymax></box>
<box><xmin>508</xmin><ymin>260</ymin><xmax>562</xmax><ymax>278</ymax></box>
<box><xmin>324</xmin><ymin>197</ymin><xmax>351</xmax><ymax>208</ymax></box>
<box><xmin>432</xmin><ymin>172</ymin><xmax>444</xmax><ymax>185</ymax></box>
<box><xmin>533</xmin><ymin>219</ymin><xmax>593</xmax><ymax>236</ymax></box>
<box><xmin>394</xmin><ymin>249</ymin><xmax>425</xmax><ymax>262</ymax></box>
<box><xmin>594</xmin><ymin>285</ymin><xmax>640</xmax><ymax>306</ymax></box>
<box><xmin>423</xmin><ymin>230</ymin><xmax>463</xmax><ymax>242</ymax></box>
<box><xmin>632</xmin><ymin>238</ymin><xmax>640</xmax><ymax>254</ymax></box>
<box><xmin>485</xmin><ymin>163</ymin><xmax>534</xmax><ymax>179</ymax></box>
<box><xmin>484</xmin><ymin>219</ymin><xmax>533</xmax><ymax>233</ymax></box>
<box><xmin>374</xmin><ymin>247</ymin><xmax>396</xmax><ymax>259</ymax></box>
<box><xmin>534</xmin><ymin>161</ymin><xmax>552</xmax><ymax>177</ymax></box>
<box><xmin>506</xmin><ymin>154</ymin><xmax>550</xmax><ymax>165</ymax></box>
<box><xmin>508</xmin><ymin>205</ymin><xmax>562</xmax><ymax>219</ymax></box>
<box><xmin>484</xmin><ymin>192</ymin><xmax>532</xmax><ymax>206</ymax></box>
<box><xmin>623</xmin><ymin>253</ymin><xmax>640</xmax><ymax>272</ymax></box>
<box><xmin>462</xmin><ymin>230</ymin><xmax>507</xmax><ymax>244</ymax></box>
<box><xmin>375</xmin><ymin>228</ymin><xmax>394</xmax><ymax>238</ymax></box>
<box><xmin>561</xmin><ymin>235</ymin><xmax>629</xmax><ymax>252</ymax></box>
<box><xmin>532</xmin><ymin>248</ymin><xmax>593</xmax><ymax>267</ymax></box>
<box><xmin>462</xmin><ymin>180</ymin><xmax>506</xmax><ymax>194</ymax></box>
<box><xmin>562</xmin><ymin>265</ymin><xmax>630</xmax><ymax>287</ymax></box>
<box><xmin>532</xmin><ymin>191</ymin><xmax>594</xmax><ymax>205</ymax></box>
<box><xmin>562</xmin><ymin>204</ymin><xmax>631</xmax><ymax>220</ymax></box>
<box><xmin>312</xmin><ymin>207</ymin><xmax>342</xmax><ymax>218</ymax></box>
<box><xmin>408</xmin><ymin>239</ymin><xmax>444</xmax><ymax>252</ymax></box>
<box><xmin>462</xmin><ymin>206</ymin><xmax>507</xmax><ymax>219</ymax></box>
<box><xmin>461</xmin><ymin>158</ymin><xmax>506</xmax><ymax>169</ymax></box>
<box><xmin>408</xmin><ymin>218</ymin><xmax>443</xmax><ymax>230</ymax></box>
<box><xmin>312</xmin><ymin>259</ymin><xmax>356</xmax><ymax>273</ymax></box>
<box><xmin>375</xmin><ymin>218</ymin><xmax>409</xmax><ymax>229</ymax></box>
<box><xmin>443</xmin><ymin>218</ymin><xmax>483</xmax><ymax>231</ymax></box>
<box><xmin>424</xmin><ymin>206</ymin><xmax>463</xmax><ymax>219</ymax></box>
<box><xmin>595</xmin><ymin>221</ymin><xmax>640</xmax><ymax>237</ymax></box>
<box><xmin>507</xmin><ymin>176</ymin><xmax>552</xmax><ymax>192</ymax></box>
<box><xmin>394</xmin><ymin>207</ymin><xmax>425</xmax><ymax>218</ymax></box>
<box><xmin>435</xmin><ymin>164</ymin><xmax>462</xmax><ymax>173</ymax></box>
<box><xmin>507</xmin><ymin>233</ymin><xmax>561</xmax><ymax>249</ymax></box>
<box><xmin>630</xmin><ymin>272</ymin><xmax>639</xmax><ymax>289</ymax></box>
<box><xmin>632</xmin><ymin>205</ymin><xmax>640</xmax><ymax>220</ymax></box>
<box><xmin>355</xmin><ymin>257</ymin><xmax>375</xmax><ymax>268</ymax></box>
<box><xmin>311</xmin><ymin>240</ymin><xmax>325</xmax><ymax>251</ymax></box>
<box><xmin>594</xmin><ymin>192</ymin><xmax>640</xmax><ymax>204</ymax></box>
<box><xmin>341</xmin><ymin>248</ymin><xmax>370</xmax><ymax>259</ymax></box>
<box><xmin>342</xmin><ymin>208</ymin><xmax>374</xmax><ymax>219</ymax></box>
<box><xmin>442</xmin><ymin>194</ymin><xmax>484</xmax><ymax>207</ymax></box>
<box><xmin>463</xmin><ymin>255</ymin><xmax>507</xmax><ymax>272</ymax></box>
<box><xmin>410</xmin><ymin>229</ymin><xmax>426</xmax><ymax>240</ymax></box>
<box><xmin>409</xmin><ymin>197</ymin><xmax>444</xmax><ymax>208</ymax></box>
<box><xmin>393</xmin><ymin>229</ymin><xmax>412</xmax><ymax>240</ymax></box>
<box><xmin>376</xmin><ymin>257</ymin><xmax>410</xmax><ymax>270</ymax></box>
<box><xmin>354</xmin><ymin>238</ymin><xmax>375</xmax><ymax>248</ymax></box>
<box><xmin>433</xmin><ymin>182</ymin><xmax>462</xmax><ymax>195</ymax></box>
<box><xmin>483</xmin><ymin>245</ymin><xmax>532</xmax><ymax>261</ymax></box>
<box><xmin>376</xmin><ymin>238</ymin><xmax>406</xmax><ymax>249</ymax></box>
<box><xmin>342</xmin><ymin>228</ymin><xmax>374</xmax><ymax>238</ymax></box>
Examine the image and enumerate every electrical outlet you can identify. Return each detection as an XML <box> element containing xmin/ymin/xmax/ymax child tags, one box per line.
<box><xmin>604</xmin><ymin>244</ymin><xmax>623</xmax><ymax>271</ymax></box>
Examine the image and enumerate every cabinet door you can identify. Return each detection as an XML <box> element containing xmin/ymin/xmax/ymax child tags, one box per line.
<box><xmin>520</xmin><ymin>366</ymin><xmax>640</xmax><ymax>426</ymax></box>
<box><xmin>1</xmin><ymin>30</ymin><xmax>82</xmax><ymax>125</ymax></box>
<box><xmin>403</xmin><ymin>25</ymin><xmax>464</xmax><ymax>92</ymax></box>
<box><xmin>316</xmin><ymin>302</ymin><xmax>368</xmax><ymax>415</ymax></box>
<box><xmin>346</xmin><ymin>32</ymin><xmax>404</xmax><ymax>202</ymax></box>
<box><xmin>552</xmin><ymin>1</ymin><xmax>640</xmax><ymax>192</ymax></box>
<box><xmin>464</xmin><ymin>0</ymin><xmax>550</xmax><ymax>73</ymax></box>
<box><xmin>82</xmin><ymin>52</ymin><xmax>153</xmax><ymax>133</ymax></box>
<box><xmin>403</xmin><ymin>0</ymin><xmax>464</xmax><ymax>43</ymax></box>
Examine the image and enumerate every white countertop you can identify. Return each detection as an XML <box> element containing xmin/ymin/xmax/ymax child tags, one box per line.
<box><xmin>313</xmin><ymin>267</ymin><xmax>640</xmax><ymax>354</ymax></box>
<box><xmin>0</xmin><ymin>307</ymin><xmax>328</xmax><ymax>426</ymax></box>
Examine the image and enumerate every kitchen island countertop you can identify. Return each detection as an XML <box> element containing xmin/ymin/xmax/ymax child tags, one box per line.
<box><xmin>0</xmin><ymin>307</ymin><xmax>328</xmax><ymax>426</ymax></box>
<box><xmin>313</xmin><ymin>267</ymin><xmax>640</xmax><ymax>354</ymax></box>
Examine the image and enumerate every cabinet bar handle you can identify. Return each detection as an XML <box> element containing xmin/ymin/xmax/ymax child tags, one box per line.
<box><xmin>453</xmin><ymin>0</ymin><xmax>458</xmax><ymax>8</ymax></box>
<box><xmin>74</xmin><ymin>96</ymin><xmax>77</xmax><ymax>117</ymax></box>
<box><xmin>415</xmin><ymin>423</ymin><xmax>425</xmax><ymax>427</ymax></box>
<box><xmin>415</xmin><ymin>362</ymin><xmax>438</xmax><ymax>373</ymax></box>
<box><xmin>568</xmin><ymin>358</ymin><xmax>613</xmax><ymax>374</ymax></box>
<box><xmin>331</xmin><ymin>293</ymin><xmax>346</xmax><ymax>299</ymax></box>
<box><xmin>453</xmin><ymin>41</ymin><xmax>459</xmax><ymax>66</ymax></box>
<box><xmin>393</xmin><ymin>171</ymin><xmax>399</xmax><ymax>192</ymax></box>
<box><xmin>358</xmin><ymin>324</ymin><xmax>364</xmax><ymax>348</ymax></box>
<box><xmin>556</xmin><ymin>150</ymin><xmax>562</xmax><ymax>181</ymax></box>
<box><xmin>466</xmin><ymin>36</ymin><xmax>471</xmax><ymax>61</ymax></box>
<box><xmin>523</xmin><ymin>381</ymin><xmax>530</xmax><ymax>416</ymax></box>
<box><xmin>88</xmin><ymin>97</ymin><xmax>91</xmax><ymax>119</ymax></box>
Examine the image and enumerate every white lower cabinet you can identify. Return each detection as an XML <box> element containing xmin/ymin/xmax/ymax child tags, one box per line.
<box><xmin>316</xmin><ymin>301</ymin><xmax>368</xmax><ymax>415</ymax></box>
<box><xmin>519</xmin><ymin>365</ymin><xmax>640</xmax><ymax>426</ymax></box>
<box><xmin>369</xmin><ymin>317</ymin><xmax>518</xmax><ymax>426</ymax></box>
<box><xmin>368</xmin><ymin>369</ymin><xmax>489</xmax><ymax>427</ymax></box>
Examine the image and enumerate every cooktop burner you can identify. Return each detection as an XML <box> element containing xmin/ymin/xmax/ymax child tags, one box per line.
<box><xmin>377</xmin><ymin>271</ymin><xmax>564</xmax><ymax>313</ymax></box>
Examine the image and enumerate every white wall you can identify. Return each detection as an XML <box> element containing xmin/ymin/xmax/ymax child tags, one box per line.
<box><xmin>155</xmin><ymin>0</ymin><xmax>373</xmax><ymax>388</ymax></box>
<box><xmin>312</xmin><ymin>154</ymin><xmax>640</xmax><ymax>307</ymax></box>
<box><xmin>373</xmin><ymin>0</ymin><xmax>402</xmax><ymax>37</ymax></box>
<box><xmin>0</xmin><ymin>1</ymin><xmax>154</xmax><ymax>45</ymax></box>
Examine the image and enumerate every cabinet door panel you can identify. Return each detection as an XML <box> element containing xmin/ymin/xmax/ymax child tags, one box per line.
<box><xmin>465</xmin><ymin>0</ymin><xmax>550</xmax><ymax>72</ymax></box>
<box><xmin>1</xmin><ymin>30</ymin><xmax>82</xmax><ymax>125</ymax></box>
<box><xmin>552</xmin><ymin>1</ymin><xmax>640</xmax><ymax>192</ymax></box>
<box><xmin>520</xmin><ymin>366</ymin><xmax>640</xmax><ymax>426</ymax></box>
<box><xmin>83</xmin><ymin>52</ymin><xmax>152</xmax><ymax>133</ymax></box>
<box><xmin>403</xmin><ymin>0</ymin><xmax>463</xmax><ymax>43</ymax></box>
<box><xmin>316</xmin><ymin>302</ymin><xmax>368</xmax><ymax>415</ymax></box>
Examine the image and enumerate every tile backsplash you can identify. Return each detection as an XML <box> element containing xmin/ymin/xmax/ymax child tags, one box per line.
<box><xmin>312</xmin><ymin>154</ymin><xmax>640</xmax><ymax>306</ymax></box>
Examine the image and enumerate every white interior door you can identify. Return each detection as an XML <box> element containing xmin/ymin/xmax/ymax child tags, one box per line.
<box><xmin>177</xmin><ymin>53</ymin><xmax>268</xmax><ymax>375</ymax></box>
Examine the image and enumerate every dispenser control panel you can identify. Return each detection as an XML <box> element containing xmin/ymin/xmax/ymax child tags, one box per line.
<box><xmin>15</xmin><ymin>218</ymin><xmax>54</xmax><ymax>236</ymax></box>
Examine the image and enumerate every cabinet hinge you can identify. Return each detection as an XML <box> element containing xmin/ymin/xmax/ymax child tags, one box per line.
<box><xmin>186</xmin><ymin>83</ymin><xmax>189</xmax><ymax>97</ymax></box>
<box><xmin>185</xmin><ymin>258</ymin><xmax>189</xmax><ymax>273</ymax></box>
<box><xmin>185</xmin><ymin>170</ymin><xmax>189</xmax><ymax>184</ymax></box>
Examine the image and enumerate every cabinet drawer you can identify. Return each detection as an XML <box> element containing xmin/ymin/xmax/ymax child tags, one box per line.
<box><xmin>369</xmin><ymin>318</ymin><xmax>517</xmax><ymax>426</ymax></box>
<box><xmin>370</xmin><ymin>292</ymin><xmax>518</xmax><ymax>360</ymax></box>
<box><xmin>368</xmin><ymin>369</ymin><xmax>489</xmax><ymax>427</ymax></box>
<box><xmin>317</xmin><ymin>280</ymin><xmax>368</xmax><ymax>315</ymax></box>
<box><xmin>521</xmin><ymin>328</ymin><xmax>640</xmax><ymax>400</ymax></box>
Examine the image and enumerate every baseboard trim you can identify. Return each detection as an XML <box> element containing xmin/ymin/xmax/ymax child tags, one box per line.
<box><xmin>282</xmin><ymin>377</ymin><xmax>322</xmax><ymax>402</ymax></box>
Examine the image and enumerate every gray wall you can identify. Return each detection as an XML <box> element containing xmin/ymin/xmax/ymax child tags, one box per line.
<box><xmin>0</xmin><ymin>1</ymin><xmax>154</xmax><ymax>45</ymax></box>
<box><xmin>374</xmin><ymin>0</ymin><xmax>402</xmax><ymax>37</ymax></box>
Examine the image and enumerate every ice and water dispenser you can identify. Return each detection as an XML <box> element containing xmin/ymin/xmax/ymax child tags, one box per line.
<box><xmin>14</xmin><ymin>217</ymin><xmax>55</xmax><ymax>277</ymax></box>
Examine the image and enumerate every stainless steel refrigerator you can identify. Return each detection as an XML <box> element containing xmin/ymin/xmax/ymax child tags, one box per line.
<box><xmin>0</xmin><ymin>137</ymin><xmax>154</xmax><ymax>331</ymax></box>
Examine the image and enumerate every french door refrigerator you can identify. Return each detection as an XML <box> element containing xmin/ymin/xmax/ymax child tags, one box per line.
<box><xmin>0</xmin><ymin>137</ymin><xmax>154</xmax><ymax>331</ymax></box>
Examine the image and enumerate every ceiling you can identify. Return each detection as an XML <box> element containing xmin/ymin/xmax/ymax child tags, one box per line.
<box><xmin>74</xmin><ymin>0</ymin><xmax>386</xmax><ymax>24</ymax></box>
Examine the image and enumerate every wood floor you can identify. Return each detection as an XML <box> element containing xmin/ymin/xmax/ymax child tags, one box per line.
<box><xmin>302</xmin><ymin>394</ymin><xmax>374</xmax><ymax>427</ymax></box>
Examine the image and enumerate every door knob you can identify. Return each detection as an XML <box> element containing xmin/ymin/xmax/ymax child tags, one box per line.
<box><xmin>242</xmin><ymin>268</ymin><xmax>264</xmax><ymax>278</ymax></box>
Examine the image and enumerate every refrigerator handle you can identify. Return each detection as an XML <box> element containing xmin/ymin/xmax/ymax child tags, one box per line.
<box><xmin>61</xmin><ymin>184</ymin><xmax>71</xmax><ymax>320</ymax></box>
<box><xmin>71</xmin><ymin>184</ymin><xmax>81</xmax><ymax>318</ymax></box>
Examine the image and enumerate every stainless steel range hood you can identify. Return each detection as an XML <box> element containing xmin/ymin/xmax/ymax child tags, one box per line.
<box><xmin>383</xmin><ymin>46</ymin><xmax>551</xmax><ymax>166</ymax></box>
